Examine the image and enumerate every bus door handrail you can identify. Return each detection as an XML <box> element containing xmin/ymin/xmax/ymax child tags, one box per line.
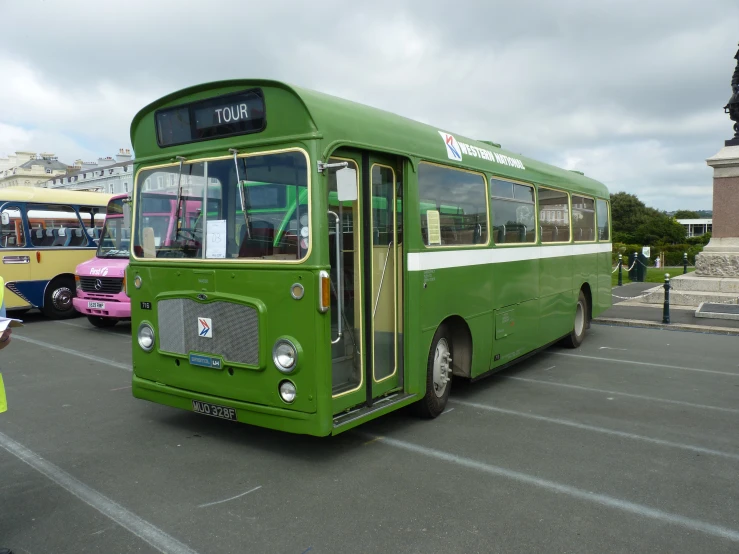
<box><xmin>373</xmin><ymin>240</ymin><xmax>393</xmax><ymax>318</ymax></box>
<box><xmin>328</xmin><ymin>210</ymin><xmax>342</xmax><ymax>344</ymax></box>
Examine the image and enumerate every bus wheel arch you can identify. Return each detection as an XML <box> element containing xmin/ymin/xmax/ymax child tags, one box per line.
<box><xmin>43</xmin><ymin>274</ymin><xmax>77</xmax><ymax>319</ymax></box>
<box><xmin>562</xmin><ymin>286</ymin><xmax>590</xmax><ymax>349</ymax></box>
<box><xmin>415</xmin><ymin>316</ymin><xmax>472</xmax><ymax>419</ymax></box>
<box><xmin>580</xmin><ymin>282</ymin><xmax>593</xmax><ymax>327</ymax></box>
<box><xmin>444</xmin><ymin>315</ymin><xmax>472</xmax><ymax>379</ymax></box>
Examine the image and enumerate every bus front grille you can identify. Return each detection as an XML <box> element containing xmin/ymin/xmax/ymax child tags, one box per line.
<box><xmin>157</xmin><ymin>298</ymin><xmax>260</xmax><ymax>366</ymax></box>
<box><xmin>80</xmin><ymin>277</ymin><xmax>123</xmax><ymax>294</ymax></box>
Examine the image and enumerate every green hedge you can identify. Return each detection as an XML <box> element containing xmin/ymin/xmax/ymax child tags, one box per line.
<box><xmin>611</xmin><ymin>243</ymin><xmax>704</xmax><ymax>266</ymax></box>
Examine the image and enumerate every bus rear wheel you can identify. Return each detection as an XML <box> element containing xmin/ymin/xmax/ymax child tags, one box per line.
<box><xmin>416</xmin><ymin>324</ymin><xmax>453</xmax><ymax>418</ymax></box>
<box><xmin>87</xmin><ymin>315</ymin><xmax>118</xmax><ymax>328</ymax></box>
<box><xmin>562</xmin><ymin>290</ymin><xmax>589</xmax><ymax>349</ymax></box>
<box><xmin>42</xmin><ymin>277</ymin><xmax>77</xmax><ymax>319</ymax></box>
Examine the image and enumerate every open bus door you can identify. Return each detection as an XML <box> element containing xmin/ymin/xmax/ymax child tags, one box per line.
<box><xmin>327</xmin><ymin>152</ymin><xmax>408</xmax><ymax>428</ymax></box>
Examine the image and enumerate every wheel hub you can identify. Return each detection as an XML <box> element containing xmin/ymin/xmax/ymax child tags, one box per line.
<box><xmin>433</xmin><ymin>338</ymin><xmax>452</xmax><ymax>398</ymax></box>
<box><xmin>52</xmin><ymin>287</ymin><xmax>73</xmax><ymax>311</ymax></box>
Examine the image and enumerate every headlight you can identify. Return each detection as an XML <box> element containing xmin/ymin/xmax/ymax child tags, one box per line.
<box><xmin>75</xmin><ymin>275</ymin><xmax>81</xmax><ymax>291</ymax></box>
<box><xmin>137</xmin><ymin>322</ymin><xmax>155</xmax><ymax>352</ymax></box>
<box><xmin>279</xmin><ymin>380</ymin><xmax>297</xmax><ymax>404</ymax></box>
<box><xmin>272</xmin><ymin>339</ymin><xmax>297</xmax><ymax>373</ymax></box>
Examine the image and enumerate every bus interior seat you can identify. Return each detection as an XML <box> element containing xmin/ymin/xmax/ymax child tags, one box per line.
<box><xmin>41</xmin><ymin>228</ymin><xmax>56</xmax><ymax>247</ymax></box>
<box><xmin>239</xmin><ymin>220</ymin><xmax>275</xmax><ymax>258</ymax></box>
<box><xmin>53</xmin><ymin>228</ymin><xmax>70</xmax><ymax>247</ymax></box>
<box><xmin>70</xmin><ymin>228</ymin><xmax>87</xmax><ymax>246</ymax></box>
<box><xmin>33</xmin><ymin>229</ymin><xmax>45</xmax><ymax>247</ymax></box>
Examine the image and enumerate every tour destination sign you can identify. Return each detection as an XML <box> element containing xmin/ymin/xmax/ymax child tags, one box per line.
<box><xmin>155</xmin><ymin>88</ymin><xmax>266</xmax><ymax>147</ymax></box>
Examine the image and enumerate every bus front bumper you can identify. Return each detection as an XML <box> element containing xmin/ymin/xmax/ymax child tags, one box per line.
<box><xmin>132</xmin><ymin>374</ymin><xmax>330</xmax><ymax>436</ymax></box>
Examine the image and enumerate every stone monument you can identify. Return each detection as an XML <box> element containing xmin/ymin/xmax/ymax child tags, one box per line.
<box><xmin>636</xmin><ymin>42</ymin><xmax>739</xmax><ymax>309</ymax></box>
<box><xmin>695</xmin><ymin>42</ymin><xmax>739</xmax><ymax>277</ymax></box>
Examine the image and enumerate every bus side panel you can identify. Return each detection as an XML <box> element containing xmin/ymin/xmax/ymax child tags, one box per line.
<box><xmin>416</xmin><ymin>263</ymin><xmax>493</xmax><ymax>380</ymax></box>
<box><xmin>1</xmin><ymin>246</ymin><xmax>32</xmax><ymax>309</ymax></box>
<box><xmin>573</xmin><ymin>251</ymin><xmax>598</xmax><ymax>303</ymax></box>
<box><xmin>539</xmin><ymin>253</ymin><xmax>574</xmax><ymax>344</ymax></box>
<box><xmin>404</xmin><ymin>269</ymin><xmax>427</xmax><ymax>396</ymax></box>
<box><xmin>595</xmin><ymin>248</ymin><xmax>612</xmax><ymax>317</ymax></box>
<box><xmin>489</xmin><ymin>257</ymin><xmax>540</xmax><ymax>369</ymax></box>
<box><xmin>488</xmin><ymin>297</ymin><xmax>539</xmax><ymax>373</ymax></box>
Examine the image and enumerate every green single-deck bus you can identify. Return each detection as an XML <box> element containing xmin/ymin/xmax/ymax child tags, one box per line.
<box><xmin>127</xmin><ymin>80</ymin><xmax>611</xmax><ymax>436</ymax></box>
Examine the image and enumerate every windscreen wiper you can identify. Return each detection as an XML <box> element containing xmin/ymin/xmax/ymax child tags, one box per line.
<box><xmin>173</xmin><ymin>156</ymin><xmax>186</xmax><ymax>239</ymax></box>
<box><xmin>230</xmin><ymin>149</ymin><xmax>251</xmax><ymax>239</ymax></box>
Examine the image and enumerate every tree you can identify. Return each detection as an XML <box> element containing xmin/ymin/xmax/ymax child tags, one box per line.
<box><xmin>610</xmin><ymin>191</ymin><xmax>686</xmax><ymax>245</ymax></box>
<box><xmin>673</xmin><ymin>210</ymin><xmax>700</xmax><ymax>219</ymax></box>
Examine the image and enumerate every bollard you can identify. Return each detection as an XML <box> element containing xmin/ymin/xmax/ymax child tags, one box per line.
<box><xmin>662</xmin><ymin>273</ymin><xmax>671</xmax><ymax>324</ymax></box>
<box><xmin>618</xmin><ymin>254</ymin><xmax>623</xmax><ymax>286</ymax></box>
<box><xmin>683</xmin><ymin>252</ymin><xmax>688</xmax><ymax>275</ymax></box>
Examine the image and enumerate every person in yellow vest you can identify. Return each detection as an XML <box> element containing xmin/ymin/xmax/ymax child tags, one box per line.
<box><xmin>0</xmin><ymin>277</ymin><xmax>13</xmax><ymax>554</ymax></box>
<box><xmin>0</xmin><ymin>276</ymin><xmax>10</xmax><ymax>415</ymax></box>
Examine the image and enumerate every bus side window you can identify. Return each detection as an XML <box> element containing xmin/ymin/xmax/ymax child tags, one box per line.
<box><xmin>1</xmin><ymin>206</ymin><xmax>25</xmax><ymax>248</ymax></box>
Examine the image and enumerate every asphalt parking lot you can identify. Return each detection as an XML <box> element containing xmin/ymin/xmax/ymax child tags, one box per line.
<box><xmin>1</xmin><ymin>315</ymin><xmax>739</xmax><ymax>553</ymax></box>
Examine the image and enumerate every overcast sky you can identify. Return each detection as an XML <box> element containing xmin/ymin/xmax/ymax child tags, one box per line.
<box><xmin>1</xmin><ymin>0</ymin><xmax>737</xmax><ymax>211</ymax></box>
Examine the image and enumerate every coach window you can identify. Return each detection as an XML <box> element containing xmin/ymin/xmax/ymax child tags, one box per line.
<box><xmin>0</xmin><ymin>206</ymin><xmax>25</xmax><ymax>248</ymax></box>
<box><xmin>596</xmin><ymin>199</ymin><xmax>610</xmax><ymax>241</ymax></box>
<box><xmin>539</xmin><ymin>188</ymin><xmax>570</xmax><ymax>243</ymax></box>
<box><xmin>418</xmin><ymin>162</ymin><xmax>488</xmax><ymax>247</ymax></box>
<box><xmin>572</xmin><ymin>195</ymin><xmax>595</xmax><ymax>242</ymax></box>
<box><xmin>490</xmin><ymin>178</ymin><xmax>536</xmax><ymax>244</ymax></box>
<box><xmin>26</xmin><ymin>204</ymin><xmax>80</xmax><ymax>248</ymax></box>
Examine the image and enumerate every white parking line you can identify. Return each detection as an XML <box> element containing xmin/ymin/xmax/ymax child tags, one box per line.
<box><xmin>450</xmin><ymin>399</ymin><xmax>739</xmax><ymax>461</ymax></box>
<box><xmin>13</xmin><ymin>334</ymin><xmax>131</xmax><ymax>372</ymax></box>
<box><xmin>0</xmin><ymin>431</ymin><xmax>199</xmax><ymax>554</ymax></box>
<box><xmin>366</xmin><ymin>434</ymin><xmax>739</xmax><ymax>543</ymax></box>
<box><xmin>55</xmin><ymin>320</ymin><xmax>130</xmax><ymax>338</ymax></box>
<box><xmin>551</xmin><ymin>352</ymin><xmax>739</xmax><ymax>378</ymax></box>
<box><xmin>506</xmin><ymin>376</ymin><xmax>739</xmax><ymax>415</ymax></box>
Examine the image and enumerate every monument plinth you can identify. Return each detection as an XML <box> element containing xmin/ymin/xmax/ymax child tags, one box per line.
<box><xmin>695</xmin><ymin>145</ymin><xmax>739</xmax><ymax>276</ymax></box>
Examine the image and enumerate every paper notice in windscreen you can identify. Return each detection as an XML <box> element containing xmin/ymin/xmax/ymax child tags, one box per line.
<box><xmin>0</xmin><ymin>318</ymin><xmax>23</xmax><ymax>333</ymax></box>
<box><xmin>206</xmin><ymin>219</ymin><xmax>227</xmax><ymax>259</ymax></box>
<box><xmin>426</xmin><ymin>210</ymin><xmax>441</xmax><ymax>245</ymax></box>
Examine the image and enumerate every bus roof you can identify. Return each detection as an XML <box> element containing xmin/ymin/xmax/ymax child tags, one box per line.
<box><xmin>131</xmin><ymin>79</ymin><xmax>609</xmax><ymax>199</ymax></box>
<box><xmin>0</xmin><ymin>186</ymin><xmax>112</xmax><ymax>206</ymax></box>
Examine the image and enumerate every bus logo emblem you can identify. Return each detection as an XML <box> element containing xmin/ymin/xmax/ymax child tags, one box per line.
<box><xmin>198</xmin><ymin>318</ymin><xmax>212</xmax><ymax>338</ymax></box>
<box><xmin>94</xmin><ymin>279</ymin><xmax>103</xmax><ymax>291</ymax></box>
<box><xmin>438</xmin><ymin>131</ymin><xmax>462</xmax><ymax>161</ymax></box>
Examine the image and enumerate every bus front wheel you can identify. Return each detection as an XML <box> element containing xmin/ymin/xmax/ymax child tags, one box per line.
<box><xmin>416</xmin><ymin>324</ymin><xmax>453</xmax><ymax>418</ymax></box>
<box><xmin>87</xmin><ymin>315</ymin><xmax>118</xmax><ymax>328</ymax></box>
<box><xmin>562</xmin><ymin>290</ymin><xmax>589</xmax><ymax>349</ymax></box>
<box><xmin>42</xmin><ymin>277</ymin><xmax>77</xmax><ymax>319</ymax></box>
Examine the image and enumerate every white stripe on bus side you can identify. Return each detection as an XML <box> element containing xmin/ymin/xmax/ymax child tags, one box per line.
<box><xmin>406</xmin><ymin>243</ymin><xmax>611</xmax><ymax>271</ymax></box>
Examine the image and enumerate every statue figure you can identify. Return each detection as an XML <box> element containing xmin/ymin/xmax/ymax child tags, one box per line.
<box><xmin>725</xmin><ymin>42</ymin><xmax>739</xmax><ymax>146</ymax></box>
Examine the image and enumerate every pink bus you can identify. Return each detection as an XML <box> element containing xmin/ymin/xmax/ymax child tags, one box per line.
<box><xmin>74</xmin><ymin>194</ymin><xmax>131</xmax><ymax>327</ymax></box>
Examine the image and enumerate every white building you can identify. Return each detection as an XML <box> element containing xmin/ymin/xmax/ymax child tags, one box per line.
<box><xmin>0</xmin><ymin>152</ymin><xmax>69</xmax><ymax>188</ymax></box>
<box><xmin>45</xmin><ymin>149</ymin><xmax>133</xmax><ymax>194</ymax></box>
<box><xmin>677</xmin><ymin>218</ymin><xmax>712</xmax><ymax>237</ymax></box>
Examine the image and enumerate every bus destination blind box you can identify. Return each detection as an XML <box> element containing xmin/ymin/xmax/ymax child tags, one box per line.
<box><xmin>155</xmin><ymin>88</ymin><xmax>266</xmax><ymax>147</ymax></box>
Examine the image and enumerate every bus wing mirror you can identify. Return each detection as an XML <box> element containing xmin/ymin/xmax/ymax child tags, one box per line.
<box><xmin>336</xmin><ymin>168</ymin><xmax>357</xmax><ymax>202</ymax></box>
<box><xmin>1</xmin><ymin>213</ymin><xmax>8</xmax><ymax>226</ymax></box>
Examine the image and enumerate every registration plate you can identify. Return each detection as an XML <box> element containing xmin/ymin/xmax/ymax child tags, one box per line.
<box><xmin>88</xmin><ymin>301</ymin><xmax>105</xmax><ymax>309</ymax></box>
<box><xmin>192</xmin><ymin>400</ymin><xmax>237</xmax><ymax>421</ymax></box>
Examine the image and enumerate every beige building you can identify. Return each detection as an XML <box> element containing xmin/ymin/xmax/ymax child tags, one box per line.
<box><xmin>0</xmin><ymin>152</ymin><xmax>69</xmax><ymax>188</ymax></box>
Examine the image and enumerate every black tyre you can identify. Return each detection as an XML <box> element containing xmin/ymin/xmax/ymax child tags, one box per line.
<box><xmin>87</xmin><ymin>315</ymin><xmax>119</xmax><ymax>328</ymax></box>
<box><xmin>562</xmin><ymin>290</ymin><xmax>589</xmax><ymax>349</ymax></box>
<box><xmin>42</xmin><ymin>277</ymin><xmax>77</xmax><ymax>319</ymax></box>
<box><xmin>416</xmin><ymin>324</ymin><xmax>453</xmax><ymax>418</ymax></box>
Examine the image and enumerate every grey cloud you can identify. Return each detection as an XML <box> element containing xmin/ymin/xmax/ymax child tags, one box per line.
<box><xmin>1</xmin><ymin>0</ymin><xmax>738</xmax><ymax>210</ymax></box>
